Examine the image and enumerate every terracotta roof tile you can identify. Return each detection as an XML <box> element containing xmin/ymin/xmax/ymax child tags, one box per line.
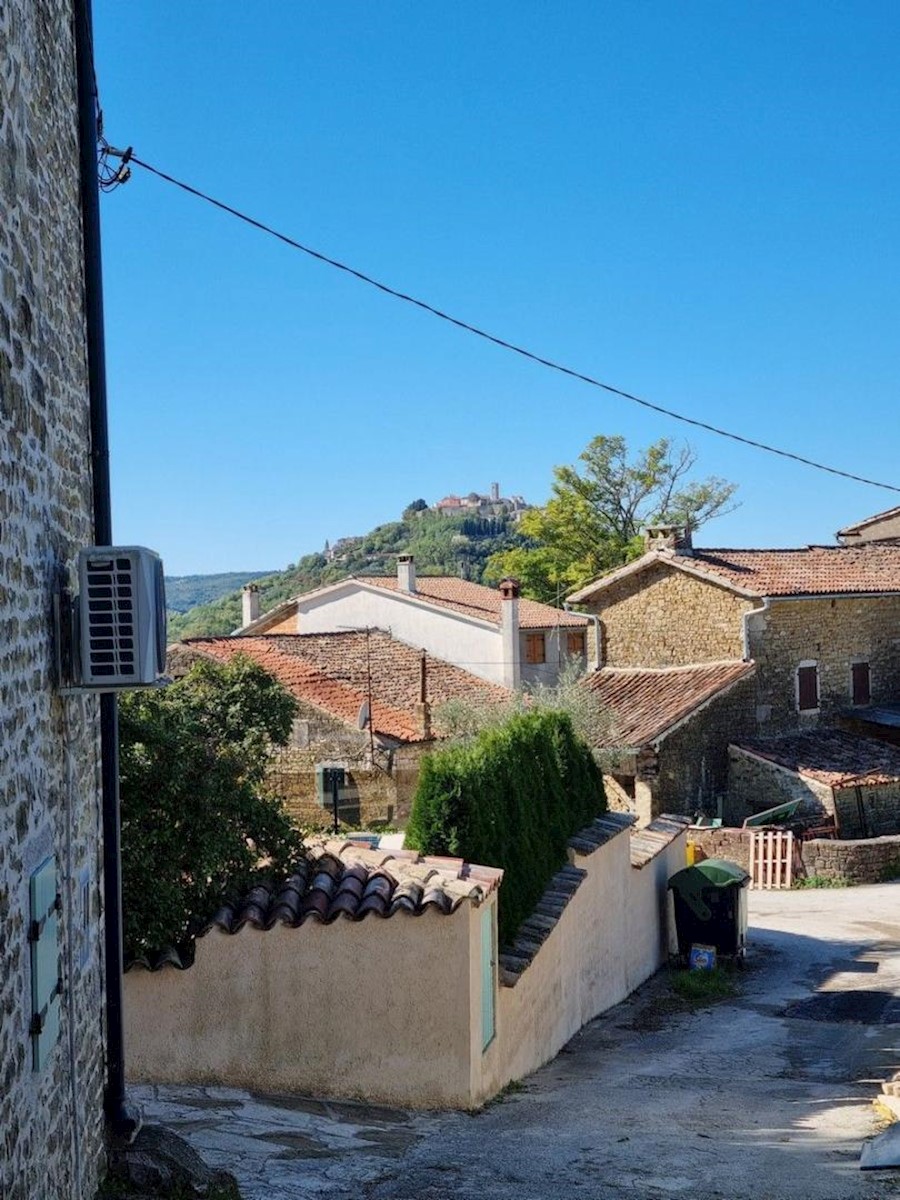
<box><xmin>584</xmin><ymin>661</ymin><xmax>755</xmax><ymax>748</ymax></box>
<box><xmin>126</xmin><ymin>840</ymin><xmax>503</xmax><ymax>971</ymax></box>
<box><xmin>731</xmin><ymin>730</ymin><xmax>900</xmax><ymax>788</ymax></box>
<box><xmin>180</xmin><ymin>630</ymin><xmax>509</xmax><ymax>744</ymax></box>
<box><xmin>630</xmin><ymin>814</ymin><xmax>691</xmax><ymax>868</ymax></box>
<box><xmin>571</xmin><ymin>543</ymin><xmax>900</xmax><ymax>601</ymax></box>
<box><xmin>358</xmin><ymin>575</ymin><xmax>588</xmax><ymax>628</ymax></box>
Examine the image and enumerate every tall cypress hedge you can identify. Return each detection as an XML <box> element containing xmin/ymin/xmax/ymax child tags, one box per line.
<box><xmin>405</xmin><ymin>709</ymin><xmax>606</xmax><ymax>945</ymax></box>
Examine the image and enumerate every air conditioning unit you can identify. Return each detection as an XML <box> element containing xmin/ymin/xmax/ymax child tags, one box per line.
<box><xmin>76</xmin><ymin>546</ymin><xmax>167</xmax><ymax>689</ymax></box>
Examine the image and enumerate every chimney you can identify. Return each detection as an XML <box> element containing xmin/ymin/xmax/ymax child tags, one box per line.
<box><xmin>242</xmin><ymin>583</ymin><xmax>260</xmax><ymax>626</ymax></box>
<box><xmin>397</xmin><ymin>554</ymin><xmax>416</xmax><ymax>593</ymax></box>
<box><xmin>499</xmin><ymin>577</ymin><xmax>521</xmax><ymax>690</ymax></box>
<box><xmin>491</xmin><ymin>481</ymin><xmax>500</xmax><ymax>503</ymax></box>
<box><xmin>644</xmin><ymin>525</ymin><xmax>693</xmax><ymax>556</ymax></box>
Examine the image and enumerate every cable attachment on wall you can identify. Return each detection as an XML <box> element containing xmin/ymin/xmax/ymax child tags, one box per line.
<box><xmin>98</xmin><ymin>139</ymin><xmax>132</xmax><ymax>192</ymax></box>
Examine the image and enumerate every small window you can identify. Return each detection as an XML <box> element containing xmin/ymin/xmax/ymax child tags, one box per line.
<box><xmin>566</xmin><ymin>631</ymin><xmax>586</xmax><ymax>657</ymax></box>
<box><xmin>851</xmin><ymin>661</ymin><xmax>871</xmax><ymax>706</ymax></box>
<box><xmin>797</xmin><ymin>662</ymin><xmax>819</xmax><ymax>712</ymax></box>
<box><xmin>525</xmin><ymin>633</ymin><xmax>546</xmax><ymax>665</ymax></box>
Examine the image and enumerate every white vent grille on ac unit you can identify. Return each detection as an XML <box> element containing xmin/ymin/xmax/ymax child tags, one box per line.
<box><xmin>77</xmin><ymin>547</ymin><xmax>167</xmax><ymax>689</ymax></box>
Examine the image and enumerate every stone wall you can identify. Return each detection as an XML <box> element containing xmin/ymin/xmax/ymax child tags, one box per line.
<box><xmin>1</xmin><ymin>3</ymin><xmax>107</xmax><ymax>1196</ymax></box>
<box><xmin>266</xmin><ymin>701</ymin><xmax>424</xmax><ymax>828</ymax></box>
<box><xmin>687</xmin><ymin>826</ymin><xmax>752</xmax><ymax>872</ymax></box>
<box><xmin>653</xmin><ymin>675</ymin><xmax>758</xmax><ymax>818</ymax></box>
<box><xmin>726</xmin><ymin>746</ymin><xmax>834</xmax><ymax>826</ymax></box>
<box><xmin>832</xmin><ymin>782</ymin><xmax>900</xmax><ymax>840</ymax></box>
<box><xmin>800</xmin><ymin>835</ymin><xmax>900</xmax><ymax>884</ymax></box>
<box><xmin>585</xmin><ymin>561</ymin><xmax>752</xmax><ymax>667</ymax></box>
<box><xmin>746</xmin><ymin>596</ymin><xmax>900</xmax><ymax>736</ymax></box>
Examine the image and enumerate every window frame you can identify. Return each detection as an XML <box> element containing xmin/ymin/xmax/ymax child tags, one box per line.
<box><xmin>524</xmin><ymin>632</ymin><xmax>546</xmax><ymax>665</ymax></box>
<box><xmin>850</xmin><ymin>659</ymin><xmax>872</xmax><ymax>707</ymax></box>
<box><xmin>795</xmin><ymin>660</ymin><xmax>819</xmax><ymax>713</ymax></box>
<box><xmin>566</xmin><ymin>630</ymin><xmax>586</xmax><ymax>658</ymax></box>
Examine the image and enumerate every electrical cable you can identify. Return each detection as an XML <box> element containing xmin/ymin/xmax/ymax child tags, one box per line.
<box><xmin>105</xmin><ymin>149</ymin><xmax>899</xmax><ymax>496</ymax></box>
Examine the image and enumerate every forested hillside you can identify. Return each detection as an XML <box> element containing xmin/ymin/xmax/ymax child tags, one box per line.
<box><xmin>165</xmin><ymin>571</ymin><xmax>273</xmax><ymax>613</ymax></box>
<box><xmin>167</xmin><ymin>507</ymin><xmax>527</xmax><ymax>641</ymax></box>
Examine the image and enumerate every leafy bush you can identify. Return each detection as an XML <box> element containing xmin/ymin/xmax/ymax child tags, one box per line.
<box><xmin>119</xmin><ymin>655</ymin><xmax>305</xmax><ymax>960</ymax></box>
<box><xmin>405</xmin><ymin>709</ymin><xmax>606</xmax><ymax>944</ymax></box>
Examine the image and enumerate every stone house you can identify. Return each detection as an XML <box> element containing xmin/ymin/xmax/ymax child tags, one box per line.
<box><xmin>837</xmin><ymin>505</ymin><xmax>900</xmax><ymax>546</ymax></box>
<box><xmin>569</xmin><ymin>526</ymin><xmax>900</xmax><ymax>826</ymax></box>
<box><xmin>171</xmin><ymin>630</ymin><xmax>510</xmax><ymax>827</ymax></box>
<box><xmin>729</xmin><ymin>731</ymin><xmax>900</xmax><ymax>838</ymax></box>
<box><xmin>237</xmin><ymin>555</ymin><xmax>590</xmax><ymax>691</ymax></box>
<box><xmin>2</xmin><ymin>2</ymin><xmax>109</xmax><ymax>1195</ymax></box>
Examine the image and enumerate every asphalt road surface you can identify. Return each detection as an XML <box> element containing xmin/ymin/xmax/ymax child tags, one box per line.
<box><xmin>135</xmin><ymin>882</ymin><xmax>900</xmax><ymax>1200</ymax></box>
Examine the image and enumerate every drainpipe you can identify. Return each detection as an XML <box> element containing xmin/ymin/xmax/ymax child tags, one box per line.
<box><xmin>74</xmin><ymin>0</ymin><xmax>140</xmax><ymax>1141</ymax></box>
<box><xmin>741</xmin><ymin>598</ymin><xmax>770</xmax><ymax>661</ymax></box>
<box><xmin>564</xmin><ymin>602</ymin><xmax>602</xmax><ymax>671</ymax></box>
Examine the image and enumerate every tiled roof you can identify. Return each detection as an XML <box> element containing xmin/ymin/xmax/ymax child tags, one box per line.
<box><xmin>181</xmin><ymin>632</ymin><xmax>509</xmax><ymax>743</ymax></box>
<box><xmin>630</xmin><ymin>814</ymin><xmax>692</xmax><ymax>868</ymax></box>
<box><xmin>584</xmin><ymin>661</ymin><xmax>755</xmax><ymax>748</ymax></box>
<box><xmin>569</xmin><ymin>544</ymin><xmax>900</xmax><ymax>601</ymax></box>
<box><xmin>358</xmin><ymin>576</ymin><xmax>589</xmax><ymax>628</ymax></box>
<box><xmin>128</xmin><ymin>839</ymin><xmax>503</xmax><ymax>971</ymax></box>
<box><xmin>731</xmin><ymin>730</ymin><xmax>900</xmax><ymax>788</ymax></box>
<box><xmin>837</xmin><ymin>505</ymin><xmax>900</xmax><ymax>537</ymax></box>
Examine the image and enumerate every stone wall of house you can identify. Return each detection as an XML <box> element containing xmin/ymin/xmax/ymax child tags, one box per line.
<box><xmin>800</xmin><ymin>835</ymin><xmax>900</xmax><ymax>884</ymax></box>
<box><xmin>653</xmin><ymin>675</ymin><xmax>758</xmax><ymax>818</ymax></box>
<box><xmin>1</xmin><ymin>3</ymin><xmax>107</xmax><ymax>1196</ymax></box>
<box><xmin>584</xmin><ymin>561</ymin><xmax>753</xmax><ymax>667</ymax></box>
<box><xmin>832</xmin><ymin>782</ymin><xmax>900</xmax><ymax>840</ymax></box>
<box><xmin>746</xmin><ymin>596</ymin><xmax>900</xmax><ymax>736</ymax></box>
<box><xmin>267</xmin><ymin>701</ymin><xmax>425</xmax><ymax>828</ymax></box>
<box><xmin>726</xmin><ymin>746</ymin><xmax>834</xmax><ymax>826</ymax></box>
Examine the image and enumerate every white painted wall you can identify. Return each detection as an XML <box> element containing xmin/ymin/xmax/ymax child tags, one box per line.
<box><xmin>297</xmin><ymin>583</ymin><xmax>507</xmax><ymax>685</ymax></box>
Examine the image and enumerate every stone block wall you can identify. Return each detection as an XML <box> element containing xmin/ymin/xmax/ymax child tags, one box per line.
<box><xmin>266</xmin><ymin>701</ymin><xmax>425</xmax><ymax>828</ymax></box>
<box><xmin>832</xmin><ymin>782</ymin><xmax>900</xmax><ymax>840</ymax></box>
<box><xmin>726</xmin><ymin>746</ymin><xmax>834</xmax><ymax>826</ymax></box>
<box><xmin>1</xmin><ymin>3</ymin><xmax>107</xmax><ymax>1196</ymax></box>
<box><xmin>687</xmin><ymin>826</ymin><xmax>752</xmax><ymax>872</ymax></box>
<box><xmin>585</xmin><ymin>561</ymin><xmax>752</xmax><ymax>667</ymax></box>
<box><xmin>653</xmin><ymin>675</ymin><xmax>757</xmax><ymax>818</ymax></box>
<box><xmin>747</xmin><ymin>596</ymin><xmax>900</xmax><ymax>736</ymax></box>
<box><xmin>800</xmin><ymin>835</ymin><xmax>900</xmax><ymax>884</ymax></box>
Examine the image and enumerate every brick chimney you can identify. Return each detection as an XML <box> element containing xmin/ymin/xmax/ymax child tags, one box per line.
<box><xmin>499</xmin><ymin>577</ymin><xmax>521</xmax><ymax>690</ymax></box>
<box><xmin>242</xmin><ymin>583</ymin><xmax>260</xmax><ymax>625</ymax></box>
<box><xmin>397</xmin><ymin>554</ymin><xmax>416</xmax><ymax>593</ymax></box>
<box><xmin>644</xmin><ymin>525</ymin><xmax>693</xmax><ymax>556</ymax></box>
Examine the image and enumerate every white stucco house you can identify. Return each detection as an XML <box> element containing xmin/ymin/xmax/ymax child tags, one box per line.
<box><xmin>235</xmin><ymin>556</ymin><xmax>591</xmax><ymax>690</ymax></box>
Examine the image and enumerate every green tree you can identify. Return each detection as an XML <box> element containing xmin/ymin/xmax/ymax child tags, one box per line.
<box><xmin>484</xmin><ymin>435</ymin><xmax>737</xmax><ymax>603</ymax></box>
<box><xmin>119</xmin><ymin>655</ymin><xmax>304</xmax><ymax>961</ymax></box>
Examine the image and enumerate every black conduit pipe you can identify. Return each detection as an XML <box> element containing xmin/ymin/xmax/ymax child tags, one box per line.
<box><xmin>73</xmin><ymin>0</ymin><xmax>140</xmax><ymax>1141</ymax></box>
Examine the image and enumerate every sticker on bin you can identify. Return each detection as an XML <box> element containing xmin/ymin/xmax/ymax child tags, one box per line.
<box><xmin>689</xmin><ymin>943</ymin><xmax>717</xmax><ymax>971</ymax></box>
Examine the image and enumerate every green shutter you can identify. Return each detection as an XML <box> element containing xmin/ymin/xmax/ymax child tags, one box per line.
<box><xmin>481</xmin><ymin>904</ymin><xmax>495</xmax><ymax>1051</ymax></box>
<box><xmin>29</xmin><ymin>857</ymin><xmax>62</xmax><ymax>1071</ymax></box>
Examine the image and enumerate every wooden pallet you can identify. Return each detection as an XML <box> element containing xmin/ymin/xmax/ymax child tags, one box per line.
<box><xmin>749</xmin><ymin>828</ymin><xmax>794</xmax><ymax>889</ymax></box>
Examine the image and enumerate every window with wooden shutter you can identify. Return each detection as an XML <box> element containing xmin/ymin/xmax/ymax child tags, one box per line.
<box><xmin>797</xmin><ymin>663</ymin><xmax>819</xmax><ymax>712</ymax></box>
<box><xmin>566</xmin><ymin>631</ymin><xmax>586</xmax><ymax>657</ymax></box>
<box><xmin>851</xmin><ymin>661</ymin><xmax>871</xmax><ymax>706</ymax></box>
<box><xmin>525</xmin><ymin>633</ymin><xmax>546</xmax><ymax>665</ymax></box>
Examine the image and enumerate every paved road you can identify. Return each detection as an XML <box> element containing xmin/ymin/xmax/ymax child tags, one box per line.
<box><xmin>135</xmin><ymin>883</ymin><xmax>900</xmax><ymax>1200</ymax></box>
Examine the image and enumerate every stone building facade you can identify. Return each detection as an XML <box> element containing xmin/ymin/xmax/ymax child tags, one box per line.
<box><xmin>571</xmin><ymin>538</ymin><xmax>900</xmax><ymax>826</ymax></box>
<box><xmin>592</xmin><ymin>560</ymin><xmax>752</xmax><ymax>668</ymax></box>
<box><xmin>1</xmin><ymin>3</ymin><xmax>107</xmax><ymax>1197</ymax></box>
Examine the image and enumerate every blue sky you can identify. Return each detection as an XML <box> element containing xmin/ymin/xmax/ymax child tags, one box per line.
<box><xmin>93</xmin><ymin>2</ymin><xmax>900</xmax><ymax>576</ymax></box>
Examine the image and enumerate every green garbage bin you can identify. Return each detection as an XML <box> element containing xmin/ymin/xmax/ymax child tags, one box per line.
<box><xmin>668</xmin><ymin>858</ymin><xmax>750</xmax><ymax>959</ymax></box>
